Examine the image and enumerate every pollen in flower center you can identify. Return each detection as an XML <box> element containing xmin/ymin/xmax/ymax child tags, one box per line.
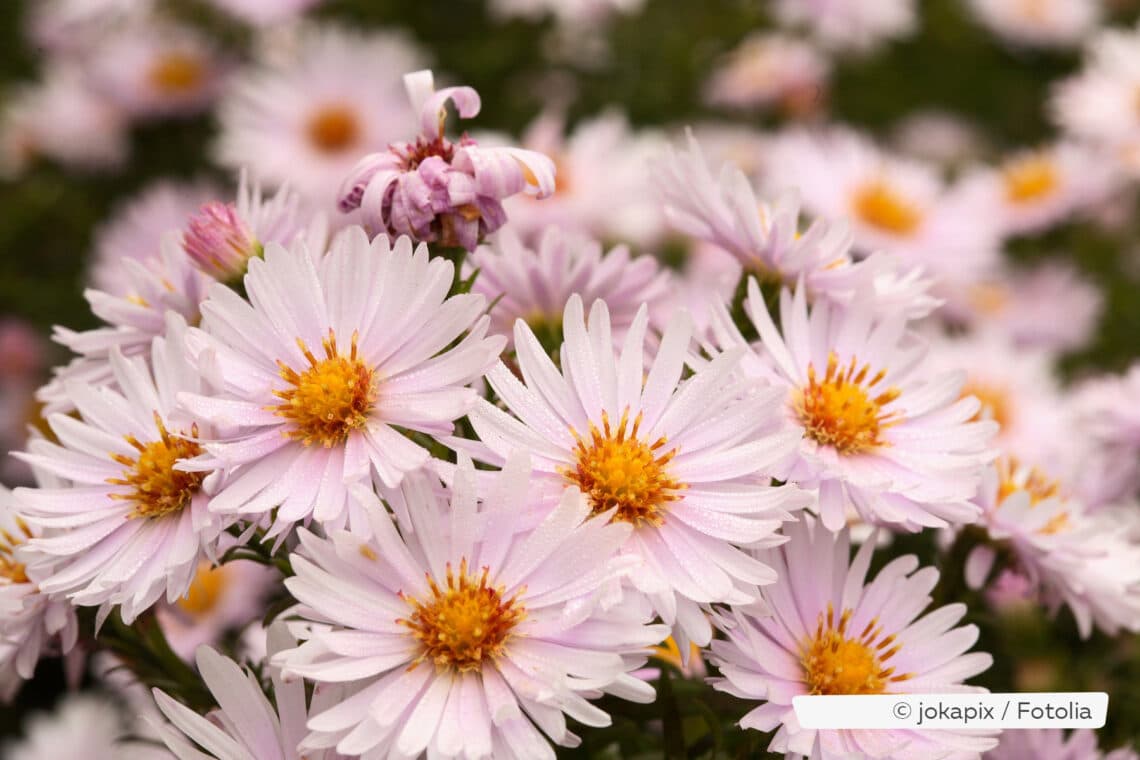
<box><xmin>399</xmin><ymin>559</ymin><xmax>525</xmax><ymax>673</ymax></box>
<box><xmin>851</xmin><ymin>180</ymin><xmax>923</xmax><ymax>235</ymax></box>
<box><xmin>794</xmin><ymin>352</ymin><xmax>902</xmax><ymax>455</ymax></box>
<box><xmin>563</xmin><ymin>409</ymin><xmax>685</xmax><ymax>527</ymax></box>
<box><xmin>148</xmin><ymin>52</ymin><xmax>204</xmax><ymax>94</ymax></box>
<box><xmin>107</xmin><ymin>415</ymin><xmax>206</xmax><ymax>519</ymax></box>
<box><xmin>995</xmin><ymin>458</ymin><xmax>1071</xmax><ymax>534</ymax></box>
<box><xmin>1002</xmin><ymin>153</ymin><xmax>1058</xmax><ymax>203</ymax></box>
<box><xmin>307</xmin><ymin>104</ymin><xmax>361</xmax><ymax>153</ymax></box>
<box><xmin>176</xmin><ymin>562</ymin><xmax>228</xmax><ymax>618</ymax></box>
<box><xmin>801</xmin><ymin>605</ymin><xmax>908</xmax><ymax>695</ymax></box>
<box><xmin>0</xmin><ymin>520</ymin><xmax>32</xmax><ymax>585</ymax></box>
<box><xmin>271</xmin><ymin>330</ymin><xmax>378</xmax><ymax>448</ymax></box>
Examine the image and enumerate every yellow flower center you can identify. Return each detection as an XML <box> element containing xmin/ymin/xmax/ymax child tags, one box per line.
<box><xmin>801</xmin><ymin>605</ymin><xmax>909</xmax><ymax>695</ymax></box>
<box><xmin>962</xmin><ymin>380</ymin><xmax>1012</xmax><ymax>431</ymax></box>
<box><xmin>399</xmin><ymin>559</ymin><xmax>525</xmax><ymax>673</ymax></box>
<box><xmin>148</xmin><ymin>52</ymin><xmax>204</xmax><ymax>95</ymax></box>
<box><xmin>307</xmin><ymin>104</ymin><xmax>361</xmax><ymax>154</ymax></box>
<box><xmin>1002</xmin><ymin>153</ymin><xmax>1059</xmax><ymax>204</ymax></box>
<box><xmin>851</xmin><ymin>180</ymin><xmax>923</xmax><ymax>236</ymax></box>
<box><xmin>794</xmin><ymin>353</ymin><xmax>902</xmax><ymax>455</ymax></box>
<box><xmin>0</xmin><ymin>519</ymin><xmax>32</xmax><ymax>585</ymax></box>
<box><xmin>107</xmin><ymin>415</ymin><xmax>206</xmax><ymax>519</ymax></box>
<box><xmin>176</xmin><ymin>562</ymin><xmax>229</xmax><ymax>617</ymax></box>
<box><xmin>563</xmin><ymin>409</ymin><xmax>685</xmax><ymax>527</ymax></box>
<box><xmin>271</xmin><ymin>330</ymin><xmax>378</xmax><ymax>448</ymax></box>
<box><xmin>995</xmin><ymin>458</ymin><xmax>1071</xmax><ymax>535</ymax></box>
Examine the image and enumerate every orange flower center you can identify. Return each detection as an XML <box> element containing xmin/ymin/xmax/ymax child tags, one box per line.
<box><xmin>399</xmin><ymin>559</ymin><xmax>525</xmax><ymax>673</ymax></box>
<box><xmin>801</xmin><ymin>605</ymin><xmax>910</xmax><ymax>695</ymax></box>
<box><xmin>794</xmin><ymin>352</ymin><xmax>902</xmax><ymax>455</ymax></box>
<box><xmin>962</xmin><ymin>380</ymin><xmax>1012</xmax><ymax>431</ymax></box>
<box><xmin>0</xmin><ymin>519</ymin><xmax>32</xmax><ymax>585</ymax></box>
<box><xmin>1002</xmin><ymin>153</ymin><xmax>1059</xmax><ymax>204</ymax></box>
<box><xmin>995</xmin><ymin>458</ymin><xmax>1071</xmax><ymax>536</ymax></box>
<box><xmin>271</xmin><ymin>330</ymin><xmax>378</xmax><ymax>448</ymax></box>
<box><xmin>176</xmin><ymin>562</ymin><xmax>229</xmax><ymax>617</ymax></box>
<box><xmin>563</xmin><ymin>409</ymin><xmax>685</xmax><ymax>527</ymax></box>
<box><xmin>851</xmin><ymin>180</ymin><xmax>923</xmax><ymax>236</ymax></box>
<box><xmin>307</xmin><ymin>104</ymin><xmax>361</xmax><ymax>153</ymax></box>
<box><xmin>148</xmin><ymin>52</ymin><xmax>205</xmax><ymax>95</ymax></box>
<box><xmin>107</xmin><ymin>415</ymin><xmax>206</xmax><ymax>519</ymax></box>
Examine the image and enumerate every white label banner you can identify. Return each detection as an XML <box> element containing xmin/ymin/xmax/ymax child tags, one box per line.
<box><xmin>792</xmin><ymin>693</ymin><xmax>1108</xmax><ymax>729</ymax></box>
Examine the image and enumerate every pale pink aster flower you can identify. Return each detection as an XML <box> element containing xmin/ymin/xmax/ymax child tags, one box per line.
<box><xmin>705</xmin><ymin>32</ymin><xmax>830</xmax><ymax>116</ymax></box>
<box><xmin>954</xmin><ymin>142</ymin><xmax>1120</xmax><ymax>236</ymax></box>
<box><xmin>967</xmin><ymin>0</ymin><xmax>1099</xmax><ymax>48</ymax></box>
<box><xmin>275</xmin><ymin>458</ymin><xmax>668</xmax><ymax>759</ymax></box>
<box><xmin>709</xmin><ymin>282</ymin><xmax>998</xmax><ymax>532</ymax></box>
<box><xmin>463</xmin><ymin>295</ymin><xmax>807</xmax><ymax>647</ymax></box>
<box><xmin>710</xmin><ymin>517</ymin><xmax>996</xmax><ymax>759</ymax></box>
<box><xmin>892</xmin><ymin>110</ymin><xmax>988</xmax><ymax>166</ymax></box>
<box><xmin>488</xmin><ymin>0</ymin><xmax>646</xmax><ymax>25</ymax></box>
<box><xmin>216</xmin><ymin>25</ymin><xmax>425</xmax><ymax>213</ymax></box>
<box><xmin>0</xmin><ymin>485</ymin><xmax>78</xmax><ymax>703</ymax></box>
<box><xmin>13</xmin><ymin>315</ymin><xmax>227</xmax><ymax>625</ymax></box>
<box><xmin>1074</xmin><ymin>363</ymin><xmax>1140</xmax><ymax>474</ymax></box>
<box><xmin>151</xmin><ymin>624</ymin><xmax>347</xmax><ymax>760</ymax></box>
<box><xmin>182</xmin><ymin>172</ymin><xmax>314</xmax><ymax>281</ymax></box>
<box><xmin>178</xmin><ymin>230</ymin><xmax>504</xmax><ymax>537</ymax></box>
<box><xmin>659</xmin><ymin>133</ymin><xmax>939</xmax><ymax>319</ymax></box>
<box><xmin>0</xmin><ymin>65</ymin><xmax>128</xmax><ymax>179</ymax></box>
<box><xmin>965</xmin><ymin>459</ymin><xmax>1140</xmax><ymax>638</ymax></box>
<box><xmin>203</xmin><ymin>0</ymin><xmax>325</xmax><ymax>26</ymax></box>
<box><xmin>762</xmin><ymin>127</ymin><xmax>1002</xmax><ymax>286</ymax></box>
<box><xmin>88</xmin><ymin>21</ymin><xmax>228</xmax><ymax>119</ymax></box>
<box><xmin>339</xmin><ymin>70</ymin><xmax>555</xmax><ymax>251</ymax></box>
<box><xmin>986</xmin><ymin>728</ymin><xmax>1138</xmax><ymax>760</ymax></box>
<box><xmin>24</xmin><ymin>0</ymin><xmax>151</xmax><ymax>57</ymax></box>
<box><xmin>3</xmin><ymin>693</ymin><xmax>171</xmax><ymax>760</ymax></box>
<box><xmin>772</xmin><ymin>0</ymin><xmax>918</xmax><ymax>53</ymax></box>
<box><xmin>468</xmin><ymin>227</ymin><xmax>671</xmax><ymax>348</ymax></box>
<box><xmin>503</xmin><ymin>110</ymin><xmax>668</xmax><ymax>247</ymax></box>
<box><xmin>155</xmin><ymin>558</ymin><xmax>279</xmax><ymax>660</ymax></box>
<box><xmin>1053</xmin><ymin>24</ymin><xmax>1140</xmax><ymax>174</ymax></box>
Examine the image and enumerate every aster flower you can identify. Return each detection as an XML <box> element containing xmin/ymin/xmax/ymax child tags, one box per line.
<box><xmin>705</xmin><ymin>32</ymin><xmax>830</xmax><ymax>116</ymax></box>
<box><xmin>710</xmin><ymin>517</ymin><xmax>997</xmax><ymax>760</ymax></box>
<box><xmin>203</xmin><ymin>0</ymin><xmax>326</xmax><ymax>26</ymax></box>
<box><xmin>964</xmin><ymin>459</ymin><xmax>1140</xmax><ymax>638</ymax></box>
<box><xmin>710</xmin><ymin>282</ymin><xmax>997</xmax><ymax>532</ymax></box>
<box><xmin>13</xmin><ymin>314</ymin><xmax>227</xmax><ymax>625</ymax></box>
<box><xmin>1071</xmin><ymin>364</ymin><xmax>1140</xmax><ymax>501</ymax></box>
<box><xmin>216</xmin><ymin>25</ymin><xmax>425</xmax><ymax>213</ymax></box>
<box><xmin>772</xmin><ymin>0</ymin><xmax>917</xmax><ymax>53</ymax></box>
<box><xmin>3</xmin><ymin>693</ymin><xmax>171</xmax><ymax>760</ymax></box>
<box><xmin>24</xmin><ymin>0</ymin><xmax>150</xmax><ymax>57</ymax></box>
<box><xmin>178</xmin><ymin>230</ymin><xmax>504</xmax><ymax>537</ymax></box>
<box><xmin>274</xmin><ymin>457</ymin><xmax>668</xmax><ymax>759</ymax></box>
<box><xmin>88</xmin><ymin>20</ymin><xmax>227</xmax><ymax>119</ymax></box>
<box><xmin>985</xmin><ymin>728</ymin><xmax>1138</xmax><ymax>760</ymax></box>
<box><xmin>891</xmin><ymin>110</ymin><xmax>988</xmax><ymax>166</ymax></box>
<box><xmin>966</xmin><ymin>0</ymin><xmax>1099</xmax><ymax>48</ymax></box>
<box><xmin>151</xmin><ymin>624</ymin><xmax>346</xmax><ymax>760</ymax></box>
<box><xmin>659</xmin><ymin>132</ymin><xmax>939</xmax><ymax>319</ymax></box>
<box><xmin>462</xmin><ymin>294</ymin><xmax>807</xmax><ymax>647</ymax></box>
<box><xmin>488</xmin><ymin>0</ymin><xmax>646</xmax><ymax>25</ymax></box>
<box><xmin>338</xmin><ymin>69</ymin><xmax>556</xmax><ymax>251</ymax></box>
<box><xmin>0</xmin><ymin>64</ymin><xmax>128</xmax><ymax>179</ymax></box>
<box><xmin>0</xmin><ymin>484</ymin><xmax>78</xmax><ymax>703</ymax></box>
<box><xmin>468</xmin><ymin>227</ymin><xmax>671</xmax><ymax>349</ymax></box>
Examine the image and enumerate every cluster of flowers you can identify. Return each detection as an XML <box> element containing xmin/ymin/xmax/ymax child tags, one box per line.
<box><xmin>4</xmin><ymin>1</ymin><xmax>1140</xmax><ymax>759</ymax></box>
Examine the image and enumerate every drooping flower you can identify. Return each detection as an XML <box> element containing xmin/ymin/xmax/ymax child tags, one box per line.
<box><xmin>462</xmin><ymin>295</ymin><xmax>807</xmax><ymax>647</ymax></box>
<box><xmin>150</xmin><ymin>624</ymin><xmax>347</xmax><ymax>760</ymax></box>
<box><xmin>704</xmin><ymin>32</ymin><xmax>830</xmax><ymax>116</ymax></box>
<box><xmin>13</xmin><ymin>314</ymin><xmax>227</xmax><ymax>625</ymax></box>
<box><xmin>215</xmin><ymin>24</ymin><xmax>425</xmax><ymax>213</ymax></box>
<box><xmin>771</xmin><ymin>0</ymin><xmax>918</xmax><ymax>53</ymax></box>
<box><xmin>966</xmin><ymin>0</ymin><xmax>1099</xmax><ymax>49</ymax></box>
<box><xmin>274</xmin><ymin>457</ymin><xmax>667</xmax><ymax>759</ymax></box>
<box><xmin>710</xmin><ymin>282</ymin><xmax>997</xmax><ymax>532</ymax></box>
<box><xmin>178</xmin><ymin>230</ymin><xmax>504</xmax><ymax>537</ymax></box>
<box><xmin>964</xmin><ymin>459</ymin><xmax>1140</xmax><ymax>638</ymax></box>
<box><xmin>338</xmin><ymin>70</ymin><xmax>556</xmax><ymax>251</ymax></box>
<box><xmin>467</xmin><ymin>227</ymin><xmax>671</xmax><ymax>349</ymax></box>
<box><xmin>985</xmin><ymin>728</ymin><xmax>1138</xmax><ymax>760</ymax></box>
<box><xmin>710</xmin><ymin>517</ymin><xmax>997</xmax><ymax>760</ymax></box>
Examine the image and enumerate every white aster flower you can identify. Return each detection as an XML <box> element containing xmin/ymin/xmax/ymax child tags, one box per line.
<box><xmin>659</xmin><ymin>133</ymin><xmax>939</xmax><ymax>319</ymax></box>
<box><xmin>179</xmin><ymin>230</ymin><xmax>504</xmax><ymax>537</ymax></box>
<box><xmin>705</xmin><ymin>32</ymin><xmax>830</xmax><ymax>116</ymax></box>
<box><xmin>985</xmin><ymin>728</ymin><xmax>1138</xmax><ymax>760</ymax></box>
<box><xmin>710</xmin><ymin>517</ymin><xmax>997</xmax><ymax>760</ymax></box>
<box><xmin>463</xmin><ymin>294</ymin><xmax>807</xmax><ymax>647</ymax></box>
<box><xmin>967</xmin><ymin>0</ymin><xmax>1099</xmax><ymax>48</ymax></box>
<box><xmin>151</xmin><ymin>624</ymin><xmax>347</xmax><ymax>760</ymax></box>
<box><xmin>0</xmin><ymin>484</ymin><xmax>78</xmax><ymax>703</ymax></box>
<box><xmin>710</xmin><ymin>282</ymin><xmax>997</xmax><ymax>532</ymax></box>
<box><xmin>14</xmin><ymin>314</ymin><xmax>227</xmax><ymax>625</ymax></box>
<box><xmin>215</xmin><ymin>24</ymin><xmax>425</xmax><ymax>213</ymax></box>
<box><xmin>772</xmin><ymin>0</ymin><xmax>918</xmax><ymax>53</ymax></box>
<box><xmin>468</xmin><ymin>227</ymin><xmax>671</xmax><ymax>349</ymax></box>
<box><xmin>965</xmin><ymin>459</ymin><xmax>1140</xmax><ymax>638</ymax></box>
<box><xmin>3</xmin><ymin>693</ymin><xmax>171</xmax><ymax>760</ymax></box>
<box><xmin>275</xmin><ymin>458</ymin><xmax>668</xmax><ymax>759</ymax></box>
